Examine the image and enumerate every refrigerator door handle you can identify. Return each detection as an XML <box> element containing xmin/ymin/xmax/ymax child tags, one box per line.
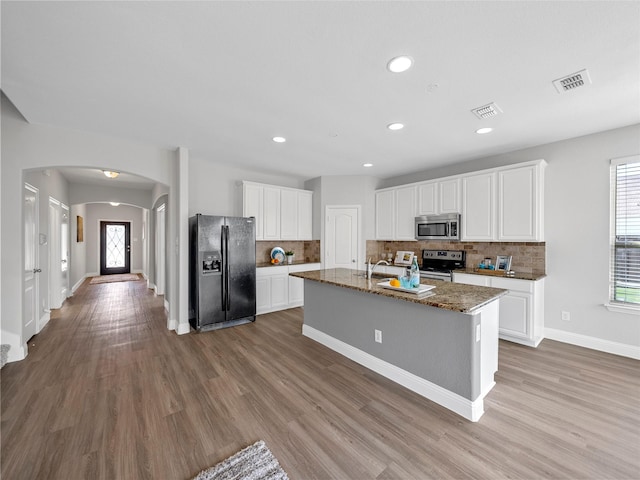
<box><xmin>224</xmin><ymin>225</ymin><xmax>231</xmax><ymax>311</ymax></box>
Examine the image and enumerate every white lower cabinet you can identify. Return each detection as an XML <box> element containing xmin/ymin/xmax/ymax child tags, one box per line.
<box><xmin>453</xmin><ymin>273</ymin><xmax>544</xmax><ymax>347</ymax></box>
<box><xmin>256</xmin><ymin>263</ymin><xmax>321</xmax><ymax>314</ymax></box>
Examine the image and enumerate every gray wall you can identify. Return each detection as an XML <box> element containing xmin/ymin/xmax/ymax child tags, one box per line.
<box><xmin>70</xmin><ymin>183</ymin><xmax>154</xmax><ymax>209</ymax></box>
<box><xmin>70</xmin><ymin>203</ymin><xmax>87</xmax><ymax>290</ymax></box>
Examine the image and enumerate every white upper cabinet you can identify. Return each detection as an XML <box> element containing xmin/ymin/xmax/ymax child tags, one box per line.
<box><xmin>375</xmin><ymin>186</ymin><xmax>416</xmax><ymax>240</ymax></box>
<box><xmin>242</xmin><ymin>181</ymin><xmax>313</xmax><ymax>241</ymax></box>
<box><xmin>395</xmin><ymin>186</ymin><xmax>417</xmax><ymax>240</ymax></box>
<box><xmin>263</xmin><ymin>186</ymin><xmax>281</xmax><ymax>240</ymax></box>
<box><xmin>461</xmin><ymin>172</ymin><xmax>496</xmax><ymax>241</ymax></box>
<box><xmin>497</xmin><ymin>162</ymin><xmax>545</xmax><ymax>241</ymax></box>
<box><xmin>375</xmin><ymin>159</ymin><xmax>545</xmax><ymax>243</ymax></box>
<box><xmin>242</xmin><ymin>183</ymin><xmax>264</xmax><ymax>240</ymax></box>
<box><xmin>417</xmin><ymin>179</ymin><xmax>460</xmax><ymax>215</ymax></box>
<box><xmin>280</xmin><ymin>188</ymin><xmax>298</xmax><ymax>239</ymax></box>
<box><xmin>375</xmin><ymin>189</ymin><xmax>395</xmax><ymax>240</ymax></box>
<box><xmin>439</xmin><ymin>178</ymin><xmax>461</xmax><ymax>214</ymax></box>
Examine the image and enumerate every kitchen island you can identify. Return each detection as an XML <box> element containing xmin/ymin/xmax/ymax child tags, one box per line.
<box><xmin>289</xmin><ymin>268</ymin><xmax>507</xmax><ymax>421</ymax></box>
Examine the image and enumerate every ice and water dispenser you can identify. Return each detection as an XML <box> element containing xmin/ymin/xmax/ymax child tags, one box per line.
<box><xmin>202</xmin><ymin>251</ymin><xmax>221</xmax><ymax>275</ymax></box>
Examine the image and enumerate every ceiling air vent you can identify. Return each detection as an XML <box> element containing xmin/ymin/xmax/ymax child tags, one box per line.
<box><xmin>471</xmin><ymin>102</ymin><xmax>503</xmax><ymax>120</ymax></box>
<box><xmin>553</xmin><ymin>69</ymin><xmax>591</xmax><ymax>93</ymax></box>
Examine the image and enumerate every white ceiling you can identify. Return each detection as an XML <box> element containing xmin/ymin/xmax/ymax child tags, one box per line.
<box><xmin>2</xmin><ymin>1</ymin><xmax>639</xmax><ymax>182</ymax></box>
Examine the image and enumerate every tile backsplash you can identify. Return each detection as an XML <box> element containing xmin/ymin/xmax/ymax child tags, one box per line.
<box><xmin>366</xmin><ymin>240</ymin><xmax>545</xmax><ymax>275</ymax></box>
<box><xmin>257</xmin><ymin>240</ymin><xmax>321</xmax><ymax>264</ymax></box>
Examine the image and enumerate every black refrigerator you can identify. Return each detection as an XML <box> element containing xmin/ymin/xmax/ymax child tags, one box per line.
<box><xmin>189</xmin><ymin>214</ymin><xmax>256</xmax><ymax>332</ymax></box>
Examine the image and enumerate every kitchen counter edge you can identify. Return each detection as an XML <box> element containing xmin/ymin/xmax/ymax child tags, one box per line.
<box><xmin>290</xmin><ymin>268</ymin><xmax>507</xmax><ymax>314</ymax></box>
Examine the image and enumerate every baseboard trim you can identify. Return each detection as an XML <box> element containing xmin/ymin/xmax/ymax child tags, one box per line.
<box><xmin>72</xmin><ymin>275</ymin><xmax>88</xmax><ymax>293</ymax></box>
<box><xmin>38</xmin><ymin>312</ymin><xmax>51</xmax><ymax>332</ymax></box>
<box><xmin>167</xmin><ymin>318</ymin><xmax>178</xmax><ymax>331</ymax></box>
<box><xmin>545</xmin><ymin>328</ymin><xmax>640</xmax><ymax>360</ymax></box>
<box><xmin>176</xmin><ymin>322</ymin><xmax>190</xmax><ymax>335</ymax></box>
<box><xmin>302</xmin><ymin>324</ymin><xmax>484</xmax><ymax>422</ymax></box>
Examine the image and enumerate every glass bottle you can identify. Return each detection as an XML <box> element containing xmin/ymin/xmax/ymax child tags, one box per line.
<box><xmin>410</xmin><ymin>255</ymin><xmax>420</xmax><ymax>288</ymax></box>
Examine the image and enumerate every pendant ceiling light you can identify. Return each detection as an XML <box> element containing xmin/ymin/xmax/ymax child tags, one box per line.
<box><xmin>103</xmin><ymin>170</ymin><xmax>120</xmax><ymax>178</ymax></box>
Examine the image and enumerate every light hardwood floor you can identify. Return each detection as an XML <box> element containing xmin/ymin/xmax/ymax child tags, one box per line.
<box><xmin>1</xmin><ymin>278</ymin><xmax>639</xmax><ymax>479</ymax></box>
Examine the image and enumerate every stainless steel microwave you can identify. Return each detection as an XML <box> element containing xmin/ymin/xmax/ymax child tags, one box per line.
<box><xmin>415</xmin><ymin>214</ymin><xmax>460</xmax><ymax>241</ymax></box>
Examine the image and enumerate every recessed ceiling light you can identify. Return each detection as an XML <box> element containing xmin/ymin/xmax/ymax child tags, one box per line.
<box><xmin>272</xmin><ymin>136</ymin><xmax>286</xmax><ymax>143</ymax></box>
<box><xmin>476</xmin><ymin>127</ymin><xmax>493</xmax><ymax>135</ymax></box>
<box><xmin>387</xmin><ymin>123</ymin><xmax>404</xmax><ymax>131</ymax></box>
<box><xmin>387</xmin><ymin>56</ymin><xmax>413</xmax><ymax>73</ymax></box>
<box><xmin>103</xmin><ymin>170</ymin><xmax>119</xmax><ymax>178</ymax></box>
<box><xmin>363</xmin><ymin>163</ymin><xmax>373</xmax><ymax>168</ymax></box>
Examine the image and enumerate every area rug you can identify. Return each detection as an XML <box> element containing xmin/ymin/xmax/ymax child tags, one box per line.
<box><xmin>192</xmin><ymin>440</ymin><xmax>289</xmax><ymax>480</ymax></box>
<box><xmin>89</xmin><ymin>273</ymin><xmax>141</xmax><ymax>284</ymax></box>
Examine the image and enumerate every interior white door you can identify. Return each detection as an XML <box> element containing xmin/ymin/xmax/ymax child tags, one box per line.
<box><xmin>49</xmin><ymin>198</ymin><xmax>62</xmax><ymax>309</ymax></box>
<box><xmin>325</xmin><ymin>206</ymin><xmax>359</xmax><ymax>269</ymax></box>
<box><xmin>60</xmin><ymin>204</ymin><xmax>69</xmax><ymax>300</ymax></box>
<box><xmin>24</xmin><ymin>183</ymin><xmax>39</xmax><ymax>342</ymax></box>
<box><xmin>155</xmin><ymin>204</ymin><xmax>166</xmax><ymax>295</ymax></box>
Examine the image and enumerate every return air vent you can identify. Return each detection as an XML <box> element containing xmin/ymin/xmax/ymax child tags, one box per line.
<box><xmin>553</xmin><ymin>69</ymin><xmax>592</xmax><ymax>93</ymax></box>
<box><xmin>471</xmin><ymin>102</ymin><xmax>503</xmax><ymax>120</ymax></box>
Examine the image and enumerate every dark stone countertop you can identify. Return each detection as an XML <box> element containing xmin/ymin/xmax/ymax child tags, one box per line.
<box><xmin>256</xmin><ymin>260</ymin><xmax>321</xmax><ymax>268</ymax></box>
<box><xmin>290</xmin><ymin>268</ymin><xmax>507</xmax><ymax>314</ymax></box>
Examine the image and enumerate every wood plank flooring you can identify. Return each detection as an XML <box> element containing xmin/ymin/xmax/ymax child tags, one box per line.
<box><xmin>1</xmin><ymin>278</ymin><xmax>639</xmax><ymax>479</ymax></box>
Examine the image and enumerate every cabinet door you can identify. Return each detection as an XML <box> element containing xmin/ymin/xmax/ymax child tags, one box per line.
<box><xmin>256</xmin><ymin>275</ymin><xmax>271</xmax><ymax>314</ymax></box>
<box><xmin>243</xmin><ymin>183</ymin><xmax>264</xmax><ymax>240</ymax></box>
<box><xmin>395</xmin><ymin>186</ymin><xmax>417</xmax><ymax>240</ymax></box>
<box><xmin>280</xmin><ymin>189</ymin><xmax>298</xmax><ymax>239</ymax></box>
<box><xmin>417</xmin><ymin>182</ymin><xmax>437</xmax><ymax>215</ymax></box>
<box><xmin>263</xmin><ymin>187</ymin><xmax>281</xmax><ymax>240</ymax></box>
<box><xmin>498</xmin><ymin>292</ymin><xmax>530</xmax><ymax>339</ymax></box>
<box><xmin>462</xmin><ymin>172</ymin><xmax>495</xmax><ymax>240</ymax></box>
<box><xmin>297</xmin><ymin>191</ymin><xmax>313</xmax><ymax>240</ymax></box>
<box><xmin>498</xmin><ymin>165</ymin><xmax>539</xmax><ymax>241</ymax></box>
<box><xmin>375</xmin><ymin>190</ymin><xmax>395</xmax><ymax>239</ymax></box>
<box><xmin>270</xmin><ymin>274</ymin><xmax>289</xmax><ymax>309</ymax></box>
<box><xmin>439</xmin><ymin>178</ymin><xmax>461</xmax><ymax>213</ymax></box>
<box><xmin>288</xmin><ymin>275</ymin><xmax>304</xmax><ymax>306</ymax></box>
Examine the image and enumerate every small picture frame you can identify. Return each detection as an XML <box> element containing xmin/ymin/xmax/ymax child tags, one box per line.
<box><xmin>496</xmin><ymin>255</ymin><xmax>512</xmax><ymax>271</ymax></box>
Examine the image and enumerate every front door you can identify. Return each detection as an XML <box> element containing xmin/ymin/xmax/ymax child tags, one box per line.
<box><xmin>325</xmin><ymin>206</ymin><xmax>359</xmax><ymax>269</ymax></box>
<box><xmin>100</xmin><ymin>221</ymin><xmax>131</xmax><ymax>275</ymax></box>
<box><xmin>23</xmin><ymin>183</ymin><xmax>39</xmax><ymax>341</ymax></box>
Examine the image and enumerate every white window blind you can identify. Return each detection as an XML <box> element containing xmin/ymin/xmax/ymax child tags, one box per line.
<box><xmin>610</xmin><ymin>156</ymin><xmax>640</xmax><ymax>306</ymax></box>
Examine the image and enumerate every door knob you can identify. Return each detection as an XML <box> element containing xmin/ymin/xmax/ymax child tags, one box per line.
<box><xmin>33</xmin><ymin>268</ymin><xmax>42</xmax><ymax>273</ymax></box>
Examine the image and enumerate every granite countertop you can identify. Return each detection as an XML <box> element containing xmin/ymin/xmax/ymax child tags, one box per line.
<box><xmin>455</xmin><ymin>268</ymin><xmax>546</xmax><ymax>281</ymax></box>
<box><xmin>290</xmin><ymin>268</ymin><xmax>507</xmax><ymax>314</ymax></box>
<box><xmin>256</xmin><ymin>260</ymin><xmax>321</xmax><ymax>268</ymax></box>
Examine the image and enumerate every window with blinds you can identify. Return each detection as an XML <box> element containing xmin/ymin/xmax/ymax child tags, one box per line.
<box><xmin>611</xmin><ymin>156</ymin><xmax>640</xmax><ymax>306</ymax></box>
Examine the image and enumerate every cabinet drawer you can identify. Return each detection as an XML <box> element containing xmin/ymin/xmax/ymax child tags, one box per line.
<box><xmin>491</xmin><ymin>277</ymin><xmax>534</xmax><ymax>293</ymax></box>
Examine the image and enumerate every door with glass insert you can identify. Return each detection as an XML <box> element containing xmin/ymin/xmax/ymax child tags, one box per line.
<box><xmin>100</xmin><ymin>221</ymin><xmax>131</xmax><ymax>275</ymax></box>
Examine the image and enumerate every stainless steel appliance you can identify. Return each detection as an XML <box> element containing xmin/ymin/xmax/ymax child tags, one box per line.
<box><xmin>415</xmin><ymin>213</ymin><xmax>460</xmax><ymax>241</ymax></box>
<box><xmin>189</xmin><ymin>214</ymin><xmax>256</xmax><ymax>332</ymax></box>
<box><xmin>419</xmin><ymin>249</ymin><xmax>466</xmax><ymax>282</ymax></box>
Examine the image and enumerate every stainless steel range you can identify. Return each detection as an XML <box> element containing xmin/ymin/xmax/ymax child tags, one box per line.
<box><xmin>420</xmin><ymin>249</ymin><xmax>466</xmax><ymax>282</ymax></box>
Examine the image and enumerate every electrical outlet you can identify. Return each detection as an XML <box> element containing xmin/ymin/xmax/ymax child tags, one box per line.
<box><xmin>561</xmin><ymin>311</ymin><xmax>571</xmax><ymax>321</ymax></box>
<box><xmin>374</xmin><ymin>329</ymin><xmax>382</xmax><ymax>343</ymax></box>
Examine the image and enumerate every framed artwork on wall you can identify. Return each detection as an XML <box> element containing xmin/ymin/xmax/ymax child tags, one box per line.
<box><xmin>496</xmin><ymin>255</ymin><xmax>512</xmax><ymax>271</ymax></box>
<box><xmin>77</xmin><ymin>215</ymin><xmax>84</xmax><ymax>242</ymax></box>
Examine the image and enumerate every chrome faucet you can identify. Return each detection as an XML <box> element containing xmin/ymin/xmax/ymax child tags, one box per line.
<box><xmin>367</xmin><ymin>258</ymin><xmax>390</xmax><ymax>279</ymax></box>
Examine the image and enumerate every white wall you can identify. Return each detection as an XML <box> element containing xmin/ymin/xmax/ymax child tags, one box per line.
<box><xmin>70</xmin><ymin>183</ymin><xmax>154</xmax><ymax>209</ymax></box>
<box><xmin>188</xmin><ymin>157</ymin><xmax>305</xmax><ymax>217</ymax></box>
<box><xmin>83</xmin><ymin>203</ymin><xmax>144</xmax><ymax>276</ymax></box>
<box><xmin>70</xmin><ymin>203</ymin><xmax>87</xmax><ymax>290</ymax></box>
<box><xmin>1</xmin><ymin>93</ymin><xmax>179</xmax><ymax>361</ymax></box>
<box><xmin>307</xmin><ymin>175</ymin><xmax>381</xmax><ymax>266</ymax></box>
<box><xmin>385</xmin><ymin>124</ymin><xmax>640</xmax><ymax>352</ymax></box>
